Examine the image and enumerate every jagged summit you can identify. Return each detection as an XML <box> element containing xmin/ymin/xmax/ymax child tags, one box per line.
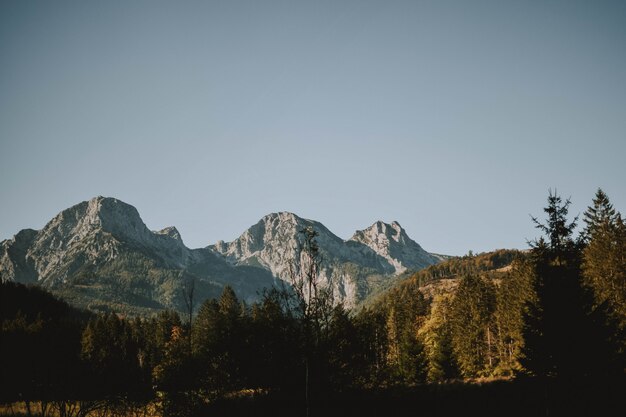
<box><xmin>156</xmin><ymin>226</ymin><xmax>183</xmax><ymax>242</ymax></box>
<box><xmin>351</xmin><ymin>220</ymin><xmax>413</xmax><ymax>246</ymax></box>
<box><xmin>209</xmin><ymin>213</ymin><xmax>443</xmax><ymax>306</ymax></box>
<box><xmin>209</xmin><ymin>211</ymin><xmax>340</xmax><ymax>269</ymax></box>
<box><xmin>47</xmin><ymin>196</ymin><xmax>150</xmax><ymax>244</ymax></box>
<box><xmin>0</xmin><ymin>196</ymin><xmax>195</xmax><ymax>286</ymax></box>
<box><xmin>350</xmin><ymin>220</ymin><xmax>439</xmax><ymax>274</ymax></box>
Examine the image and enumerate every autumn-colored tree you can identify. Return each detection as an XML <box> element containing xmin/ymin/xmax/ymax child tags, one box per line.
<box><xmin>449</xmin><ymin>273</ymin><xmax>497</xmax><ymax>378</ymax></box>
<box><xmin>417</xmin><ymin>294</ymin><xmax>457</xmax><ymax>382</ymax></box>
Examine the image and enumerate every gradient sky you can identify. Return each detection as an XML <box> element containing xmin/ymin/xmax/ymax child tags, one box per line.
<box><xmin>1</xmin><ymin>0</ymin><xmax>625</xmax><ymax>256</ymax></box>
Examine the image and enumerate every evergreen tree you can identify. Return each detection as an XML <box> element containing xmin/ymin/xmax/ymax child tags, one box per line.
<box><xmin>493</xmin><ymin>260</ymin><xmax>535</xmax><ymax>375</ymax></box>
<box><xmin>449</xmin><ymin>273</ymin><xmax>497</xmax><ymax>377</ymax></box>
<box><xmin>417</xmin><ymin>294</ymin><xmax>457</xmax><ymax>382</ymax></box>
<box><xmin>81</xmin><ymin>314</ymin><xmax>145</xmax><ymax>398</ymax></box>
<box><xmin>530</xmin><ymin>189</ymin><xmax>579</xmax><ymax>264</ymax></box>
<box><xmin>190</xmin><ymin>286</ymin><xmax>246</xmax><ymax>391</ymax></box>
<box><xmin>523</xmin><ymin>189</ymin><xmax>619</xmax><ymax>377</ymax></box>
<box><xmin>192</xmin><ymin>299</ymin><xmax>220</xmax><ymax>358</ymax></box>
<box><xmin>152</xmin><ymin>323</ymin><xmax>198</xmax><ymax>417</ymax></box>
<box><xmin>248</xmin><ymin>288</ymin><xmax>299</xmax><ymax>390</ymax></box>
<box><xmin>352</xmin><ymin>308</ymin><xmax>389</xmax><ymax>386</ymax></box>
<box><xmin>581</xmin><ymin>189</ymin><xmax>626</xmax><ymax>326</ymax></box>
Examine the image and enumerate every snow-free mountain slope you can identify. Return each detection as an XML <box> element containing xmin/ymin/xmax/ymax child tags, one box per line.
<box><xmin>349</xmin><ymin>220</ymin><xmax>441</xmax><ymax>274</ymax></box>
<box><xmin>209</xmin><ymin>213</ymin><xmax>443</xmax><ymax>307</ymax></box>
<box><xmin>0</xmin><ymin>197</ymin><xmax>276</xmax><ymax>313</ymax></box>
<box><xmin>1</xmin><ymin>198</ymin><xmax>444</xmax><ymax>313</ymax></box>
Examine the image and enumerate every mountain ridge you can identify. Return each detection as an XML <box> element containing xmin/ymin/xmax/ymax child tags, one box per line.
<box><xmin>1</xmin><ymin>197</ymin><xmax>444</xmax><ymax>313</ymax></box>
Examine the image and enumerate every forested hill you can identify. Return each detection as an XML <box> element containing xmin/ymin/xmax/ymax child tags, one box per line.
<box><xmin>362</xmin><ymin>249</ymin><xmax>523</xmax><ymax>310</ymax></box>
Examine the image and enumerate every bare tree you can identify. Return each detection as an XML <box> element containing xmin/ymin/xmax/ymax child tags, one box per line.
<box><xmin>287</xmin><ymin>226</ymin><xmax>334</xmax><ymax>416</ymax></box>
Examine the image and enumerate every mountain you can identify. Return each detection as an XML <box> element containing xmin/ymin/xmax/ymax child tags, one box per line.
<box><xmin>0</xmin><ymin>197</ymin><xmax>276</xmax><ymax>314</ymax></box>
<box><xmin>349</xmin><ymin>220</ymin><xmax>442</xmax><ymax>274</ymax></box>
<box><xmin>209</xmin><ymin>213</ymin><xmax>442</xmax><ymax>307</ymax></box>
<box><xmin>1</xmin><ymin>198</ymin><xmax>444</xmax><ymax>314</ymax></box>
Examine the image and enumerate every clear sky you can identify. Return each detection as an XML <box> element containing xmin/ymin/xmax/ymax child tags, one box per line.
<box><xmin>1</xmin><ymin>0</ymin><xmax>625</xmax><ymax>256</ymax></box>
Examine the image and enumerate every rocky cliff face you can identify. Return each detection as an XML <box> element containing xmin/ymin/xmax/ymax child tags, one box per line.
<box><xmin>212</xmin><ymin>212</ymin><xmax>368</xmax><ymax>306</ymax></box>
<box><xmin>0</xmin><ymin>229</ymin><xmax>38</xmax><ymax>284</ymax></box>
<box><xmin>209</xmin><ymin>213</ymin><xmax>442</xmax><ymax>307</ymax></box>
<box><xmin>2</xmin><ymin>197</ymin><xmax>194</xmax><ymax>287</ymax></box>
<box><xmin>349</xmin><ymin>221</ymin><xmax>441</xmax><ymax>274</ymax></box>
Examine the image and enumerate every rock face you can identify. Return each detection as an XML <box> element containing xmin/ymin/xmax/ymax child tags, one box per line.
<box><xmin>1</xmin><ymin>198</ymin><xmax>443</xmax><ymax>313</ymax></box>
<box><xmin>23</xmin><ymin>197</ymin><xmax>195</xmax><ymax>284</ymax></box>
<box><xmin>0</xmin><ymin>229</ymin><xmax>38</xmax><ymax>284</ymax></box>
<box><xmin>1</xmin><ymin>197</ymin><xmax>195</xmax><ymax>285</ymax></box>
<box><xmin>209</xmin><ymin>213</ymin><xmax>442</xmax><ymax>307</ymax></box>
<box><xmin>349</xmin><ymin>221</ymin><xmax>440</xmax><ymax>274</ymax></box>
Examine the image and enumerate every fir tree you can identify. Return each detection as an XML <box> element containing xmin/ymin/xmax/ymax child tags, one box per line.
<box><xmin>523</xmin><ymin>189</ymin><xmax>619</xmax><ymax>377</ymax></box>
<box><xmin>417</xmin><ymin>294</ymin><xmax>457</xmax><ymax>382</ymax></box>
<box><xmin>449</xmin><ymin>273</ymin><xmax>496</xmax><ymax>377</ymax></box>
<box><xmin>581</xmin><ymin>189</ymin><xmax>626</xmax><ymax>325</ymax></box>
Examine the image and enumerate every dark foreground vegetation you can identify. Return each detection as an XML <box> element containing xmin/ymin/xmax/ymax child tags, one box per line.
<box><xmin>1</xmin><ymin>188</ymin><xmax>625</xmax><ymax>417</ymax></box>
<box><xmin>206</xmin><ymin>377</ymin><xmax>626</xmax><ymax>417</ymax></box>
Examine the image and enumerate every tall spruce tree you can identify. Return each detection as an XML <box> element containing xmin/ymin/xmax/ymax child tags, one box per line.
<box><xmin>523</xmin><ymin>190</ymin><xmax>581</xmax><ymax>376</ymax></box>
<box><xmin>418</xmin><ymin>294</ymin><xmax>457</xmax><ymax>382</ymax></box>
<box><xmin>449</xmin><ymin>273</ymin><xmax>497</xmax><ymax>377</ymax></box>
<box><xmin>523</xmin><ymin>189</ymin><xmax>618</xmax><ymax>377</ymax></box>
<box><xmin>493</xmin><ymin>260</ymin><xmax>535</xmax><ymax>375</ymax></box>
<box><xmin>581</xmin><ymin>189</ymin><xmax>626</xmax><ymax>325</ymax></box>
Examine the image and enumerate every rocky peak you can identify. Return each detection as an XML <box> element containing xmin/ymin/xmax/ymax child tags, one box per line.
<box><xmin>209</xmin><ymin>212</ymin><xmax>365</xmax><ymax>306</ymax></box>
<box><xmin>10</xmin><ymin>197</ymin><xmax>195</xmax><ymax>283</ymax></box>
<box><xmin>350</xmin><ymin>220</ymin><xmax>438</xmax><ymax>274</ymax></box>
<box><xmin>156</xmin><ymin>226</ymin><xmax>183</xmax><ymax>242</ymax></box>
<box><xmin>88</xmin><ymin>196</ymin><xmax>151</xmax><ymax>242</ymax></box>
<box><xmin>351</xmin><ymin>220</ymin><xmax>408</xmax><ymax>247</ymax></box>
<box><xmin>210</xmin><ymin>212</ymin><xmax>308</xmax><ymax>265</ymax></box>
<box><xmin>38</xmin><ymin>196</ymin><xmax>148</xmax><ymax>244</ymax></box>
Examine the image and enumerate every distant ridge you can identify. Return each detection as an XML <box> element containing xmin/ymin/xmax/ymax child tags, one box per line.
<box><xmin>1</xmin><ymin>197</ymin><xmax>444</xmax><ymax>314</ymax></box>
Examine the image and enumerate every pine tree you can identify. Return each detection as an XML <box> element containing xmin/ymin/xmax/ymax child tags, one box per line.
<box><xmin>581</xmin><ymin>189</ymin><xmax>626</xmax><ymax>325</ymax></box>
<box><xmin>530</xmin><ymin>189</ymin><xmax>579</xmax><ymax>265</ymax></box>
<box><xmin>449</xmin><ymin>273</ymin><xmax>496</xmax><ymax>377</ymax></box>
<box><xmin>192</xmin><ymin>298</ymin><xmax>220</xmax><ymax>359</ymax></box>
<box><xmin>417</xmin><ymin>294</ymin><xmax>457</xmax><ymax>382</ymax></box>
<box><xmin>522</xmin><ymin>189</ymin><xmax>619</xmax><ymax>377</ymax></box>
<box><xmin>582</xmin><ymin>188</ymin><xmax>617</xmax><ymax>243</ymax></box>
<box><xmin>493</xmin><ymin>260</ymin><xmax>535</xmax><ymax>375</ymax></box>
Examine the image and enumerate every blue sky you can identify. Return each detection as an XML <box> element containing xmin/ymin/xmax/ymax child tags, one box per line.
<box><xmin>1</xmin><ymin>0</ymin><xmax>625</xmax><ymax>255</ymax></box>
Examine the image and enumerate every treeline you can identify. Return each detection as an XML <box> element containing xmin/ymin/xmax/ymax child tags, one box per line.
<box><xmin>375</xmin><ymin>188</ymin><xmax>626</xmax><ymax>381</ymax></box>
<box><xmin>407</xmin><ymin>248</ymin><xmax>521</xmax><ymax>285</ymax></box>
<box><xmin>1</xmin><ymin>283</ymin><xmax>416</xmax><ymax>417</ymax></box>
<box><xmin>1</xmin><ymin>188</ymin><xmax>625</xmax><ymax>417</ymax></box>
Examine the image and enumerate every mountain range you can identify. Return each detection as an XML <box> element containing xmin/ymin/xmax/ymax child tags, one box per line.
<box><xmin>0</xmin><ymin>196</ymin><xmax>444</xmax><ymax>314</ymax></box>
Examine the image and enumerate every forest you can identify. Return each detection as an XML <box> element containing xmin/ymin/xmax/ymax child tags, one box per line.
<box><xmin>1</xmin><ymin>189</ymin><xmax>625</xmax><ymax>417</ymax></box>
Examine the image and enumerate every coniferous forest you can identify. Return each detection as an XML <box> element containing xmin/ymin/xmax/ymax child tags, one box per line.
<box><xmin>1</xmin><ymin>189</ymin><xmax>625</xmax><ymax>417</ymax></box>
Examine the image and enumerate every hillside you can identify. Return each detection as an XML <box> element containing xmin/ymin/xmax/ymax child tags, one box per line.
<box><xmin>361</xmin><ymin>249</ymin><xmax>524</xmax><ymax>311</ymax></box>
